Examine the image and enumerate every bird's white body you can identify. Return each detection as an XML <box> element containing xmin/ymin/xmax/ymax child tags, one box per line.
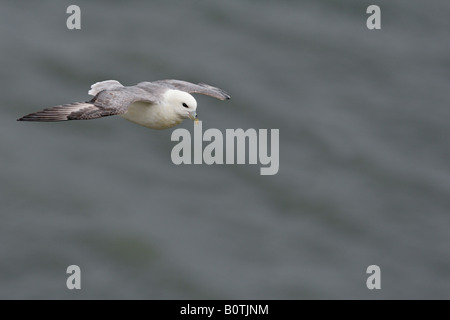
<box><xmin>120</xmin><ymin>101</ymin><xmax>182</xmax><ymax>129</ymax></box>
<box><xmin>120</xmin><ymin>89</ymin><xmax>197</xmax><ymax>129</ymax></box>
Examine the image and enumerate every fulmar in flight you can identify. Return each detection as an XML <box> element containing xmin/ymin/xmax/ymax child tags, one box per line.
<box><xmin>17</xmin><ymin>80</ymin><xmax>231</xmax><ymax>129</ymax></box>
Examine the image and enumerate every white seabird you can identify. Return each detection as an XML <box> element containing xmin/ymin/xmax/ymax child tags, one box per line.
<box><xmin>17</xmin><ymin>79</ymin><xmax>231</xmax><ymax>129</ymax></box>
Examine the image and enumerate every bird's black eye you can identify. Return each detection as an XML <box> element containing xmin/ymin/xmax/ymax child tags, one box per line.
<box><xmin>182</xmin><ymin>103</ymin><xmax>188</xmax><ymax>108</ymax></box>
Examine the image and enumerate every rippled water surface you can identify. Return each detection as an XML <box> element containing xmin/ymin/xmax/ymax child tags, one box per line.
<box><xmin>0</xmin><ymin>0</ymin><xmax>449</xmax><ymax>299</ymax></box>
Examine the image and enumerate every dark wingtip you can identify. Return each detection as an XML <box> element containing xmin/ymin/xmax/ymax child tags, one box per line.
<box><xmin>17</xmin><ymin>114</ymin><xmax>43</xmax><ymax>121</ymax></box>
<box><xmin>17</xmin><ymin>116</ymin><xmax>35</xmax><ymax>121</ymax></box>
<box><xmin>17</xmin><ymin>115</ymin><xmax>33</xmax><ymax>121</ymax></box>
<box><xmin>219</xmin><ymin>90</ymin><xmax>231</xmax><ymax>100</ymax></box>
<box><xmin>198</xmin><ymin>82</ymin><xmax>231</xmax><ymax>101</ymax></box>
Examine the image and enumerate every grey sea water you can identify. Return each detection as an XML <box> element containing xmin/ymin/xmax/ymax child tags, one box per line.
<box><xmin>0</xmin><ymin>0</ymin><xmax>449</xmax><ymax>299</ymax></box>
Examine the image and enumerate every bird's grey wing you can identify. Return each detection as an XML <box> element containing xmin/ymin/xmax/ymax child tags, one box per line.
<box><xmin>90</xmin><ymin>86</ymin><xmax>157</xmax><ymax>113</ymax></box>
<box><xmin>88</xmin><ymin>80</ymin><xmax>124</xmax><ymax>96</ymax></box>
<box><xmin>17</xmin><ymin>102</ymin><xmax>104</xmax><ymax>122</ymax></box>
<box><xmin>17</xmin><ymin>86</ymin><xmax>157</xmax><ymax>122</ymax></box>
<box><xmin>151</xmin><ymin>79</ymin><xmax>231</xmax><ymax>101</ymax></box>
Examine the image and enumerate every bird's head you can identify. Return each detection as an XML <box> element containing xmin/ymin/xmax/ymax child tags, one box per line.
<box><xmin>166</xmin><ymin>90</ymin><xmax>198</xmax><ymax>122</ymax></box>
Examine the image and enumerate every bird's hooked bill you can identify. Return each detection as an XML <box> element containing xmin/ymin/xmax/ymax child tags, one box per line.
<box><xmin>188</xmin><ymin>111</ymin><xmax>198</xmax><ymax>123</ymax></box>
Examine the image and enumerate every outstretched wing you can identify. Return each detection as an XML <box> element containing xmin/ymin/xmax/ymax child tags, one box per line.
<box><xmin>17</xmin><ymin>86</ymin><xmax>157</xmax><ymax>122</ymax></box>
<box><xmin>17</xmin><ymin>102</ymin><xmax>105</xmax><ymax>121</ymax></box>
<box><xmin>151</xmin><ymin>79</ymin><xmax>231</xmax><ymax>101</ymax></box>
<box><xmin>88</xmin><ymin>80</ymin><xmax>124</xmax><ymax>96</ymax></box>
